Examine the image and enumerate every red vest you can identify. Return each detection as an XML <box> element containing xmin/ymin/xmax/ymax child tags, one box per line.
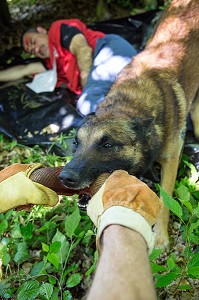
<box><xmin>46</xmin><ymin>19</ymin><xmax>105</xmax><ymax>94</ymax></box>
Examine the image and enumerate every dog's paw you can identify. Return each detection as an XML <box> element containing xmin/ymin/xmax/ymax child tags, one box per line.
<box><xmin>154</xmin><ymin>231</ymin><xmax>170</xmax><ymax>249</ymax></box>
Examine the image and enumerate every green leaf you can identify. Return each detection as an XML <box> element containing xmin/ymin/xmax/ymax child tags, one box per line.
<box><xmin>50</xmin><ymin>241</ymin><xmax>61</xmax><ymax>253</ymax></box>
<box><xmin>159</xmin><ymin>186</ymin><xmax>182</xmax><ymax>218</ymax></box>
<box><xmin>39</xmin><ymin>282</ymin><xmax>53</xmax><ymax>300</ymax></box>
<box><xmin>17</xmin><ymin>280</ymin><xmax>40</xmax><ymax>300</ymax></box>
<box><xmin>0</xmin><ymin>220</ymin><xmax>8</xmax><ymax>235</ymax></box>
<box><xmin>155</xmin><ymin>272</ymin><xmax>179</xmax><ymax>288</ymax></box>
<box><xmin>30</xmin><ymin>261</ymin><xmax>45</xmax><ymax>276</ymax></box>
<box><xmin>66</xmin><ymin>273</ymin><xmax>81</xmax><ymax>288</ymax></box>
<box><xmin>176</xmin><ymin>185</ymin><xmax>190</xmax><ymax>202</ymax></box>
<box><xmin>52</xmin><ymin>229</ymin><xmax>69</xmax><ymax>264</ymax></box>
<box><xmin>187</xmin><ymin>266</ymin><xmax>199</xmax><ymax>278</ymax></box>
<box><xmin>65</xmin><ymin>208</ymin><xmax>81</xmax><ymax>239</ymax></box>
<box><xmin>151</xmin><ymin>262</ymin><xmax>167</xmax><ymax>273</ymax></box>
<box><xmin>149</xmin><ymin>248</ymin><xmax>162</xmax><ymax>261</ymax></box>
<box><xmin>189</xmin><ymin>219</ymin><xmax>199</xmax><ymax>233</ymax></box>
<box><xmin>42</xmin><ymin>243</ymin><xmax>49</xmax><ymax>252</ymax></box>
<box><xmin>14</xmin><ymin>242</ymin><xmax>29</xmax><ymax>264</ymax></box>
<box><xmin>193</xmin><ymin>203</ymin><xmax>199</xmax><ymax>218</ymax></box>
<box><xmin>20</xmin><ymin>223</ymin><xmax>33</xmax><ymax>240</ymax></box>
<box><xmin>167</xmin><ymin>257</ymin><xmax>176</xmax><ymax>270</ymax></box>
<box><xmin>2</xmin><ymin>252</ymin><xmax>11</xmax><ymax>266</ymax></box>
<box><xmin>85</xmin><ymin>250</ymin><xmax>98</xmax><ymax>276</ymax></box>
<box><xmin>177</xmin><ymin>285</ymin><xmax>192</xmax><ymax>290</ymax></box>
<box><xmin>63</xmin><ymin>264</ymin><xmax>79</xmax><ymax>280</ymax></box>
<box><xmin>188</xmin><ymin>253</ymin><xmax>199</xmax><ymax>268</ymax></box>
<box><xmin>189</xmin><ymin>233</ymin><xmax>199</xmax><ymax>244</ymax></box>
<box><xmin>48</xmin><ymin>276</ymin><xmax>56</xmax><ymax>285</ymax></box>
<box><xmin>47</xmin><ymin>253</ymin><xmax>59</xmax><ymax>269</ymax></box>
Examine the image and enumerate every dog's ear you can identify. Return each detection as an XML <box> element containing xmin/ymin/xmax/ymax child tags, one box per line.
<box><xmin>131</xmin><ymin>117</ymin><xmax>154</xmax><ymax>133</ymax></box>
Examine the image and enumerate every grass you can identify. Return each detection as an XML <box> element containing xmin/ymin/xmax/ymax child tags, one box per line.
<box><xmin>0</xmin><ymin>133</ymin><xmax>199</xmax><ymax>299</ymax></box>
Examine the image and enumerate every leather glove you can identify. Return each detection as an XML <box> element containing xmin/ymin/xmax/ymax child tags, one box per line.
<box><xmin>87</xmin><ymin>170</ymin><xmax>163</xmax><ymax>253</ymax></box>
<box><xmin>0</xmin><ymin>163</ymin><xmax>60</xmax><ymax>213</ymax></box>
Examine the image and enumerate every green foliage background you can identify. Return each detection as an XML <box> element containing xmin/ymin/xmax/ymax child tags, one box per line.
<box><xmin>0</xmin><ymin>134</ymin><xmax>199</xmax><ymax>299</ymax></box>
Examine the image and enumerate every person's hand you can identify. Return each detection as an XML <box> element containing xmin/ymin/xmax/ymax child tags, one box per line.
<box><xmin>87</xmin><ymin>170</ymin><xmax>163</xmax><ymax>253</ymax></box>
<box><xmin>0</xmin><ymin>163</ymin><xmax>60</xmax><ymax>213</ymax></box>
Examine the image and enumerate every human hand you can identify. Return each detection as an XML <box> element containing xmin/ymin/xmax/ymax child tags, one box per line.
<box><xmin>0</xmin><ymin>163</ymin><xmax>60</xmax><ymax>213</ymax></box>
<box><xmin>87</xmin><ymin>170</ymin><xmax>162</xmax><ymax>253</ymax></box>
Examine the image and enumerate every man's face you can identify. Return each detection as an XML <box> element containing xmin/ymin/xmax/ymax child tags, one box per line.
<box><xmin>23</xmin><ymin>32</ymin><xmax>50</xmax><ymax>59</ymax></box>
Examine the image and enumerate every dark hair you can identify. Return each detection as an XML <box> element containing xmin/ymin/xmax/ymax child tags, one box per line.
<box><xmin>20</xmin><ymin>28</ymin><xmax>39</xmax><ymax>48</ymax></box>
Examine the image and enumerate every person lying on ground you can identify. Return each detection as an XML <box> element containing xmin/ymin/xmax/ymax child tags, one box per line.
<box><xmin>0</xmin><ymin>19</ymin><xmax>137</xmax><ymax>115</ymax></box>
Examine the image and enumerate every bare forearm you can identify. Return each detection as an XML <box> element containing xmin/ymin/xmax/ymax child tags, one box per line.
<box><xmin>69</xmin><ymin>34</ymin><xmax>92</xmax><ymax>87</ymax></box>
<box><xmin>87</xmin><ymin>225</ymin><xmax>157</xmax><ymax>300</ymax></box>
<box><xmin>0</xmin><ymin>62</ymin><xmax>46</xmax><ymax>82</ymax></box>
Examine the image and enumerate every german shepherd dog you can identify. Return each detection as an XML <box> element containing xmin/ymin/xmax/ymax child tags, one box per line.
<box><xmin>60</xmin><ymin>0</ymin><xmax>199</xmax><ymax>248</ymax></box>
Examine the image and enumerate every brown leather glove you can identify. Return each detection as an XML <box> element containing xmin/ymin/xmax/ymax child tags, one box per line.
<box><xmin>87</xmin><ymin>170</ymin><xmax>163</xmax><ymax>253</ymax></box>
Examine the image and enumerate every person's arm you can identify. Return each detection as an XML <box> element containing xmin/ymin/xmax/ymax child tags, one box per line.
<box><xmin>86</xmin><ymin>170</ymin><xmax>163</xmax><ymax>300</ymax></box>
<box><xmin>0</xmin><ymin>61</ymin><xmax>46</xmax><ymax>82</ymax></box>
<box><xmin>69</xmin><ymin>34</ymin><xmax>92</xmax><ymax>87</ymax></box>
<box><xmin>60</xmin><ymin>24</ymin><xmax>92</xmax><ymax>87</ymax></box>
<box><xmin>87</xmin><ymin>225</ymin><xmax>157</xmax><ymax>300</ymax></box>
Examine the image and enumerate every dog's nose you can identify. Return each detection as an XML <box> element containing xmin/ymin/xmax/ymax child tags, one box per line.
<box><xmin>59</xmin><ymin>171</ymin><xmax>79</xmax><ymax>188</ymax></box>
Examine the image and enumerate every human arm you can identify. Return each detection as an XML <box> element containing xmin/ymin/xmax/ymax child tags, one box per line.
<box><xmin>69</xmin><ymin>34</ymin><xmax>92</xmax><ymax>87</ymax></box>
<box><xmin>87</xmin><ymin>225</ymin><xmax>157</xmax><ymax>300</ymax></box>
<box><xmin>60</xmin><ymin>24</ymin><xmax>93</xmax><ymax>87</ymax></box>
<box><xmin>86</xmin><ymin>170</ymin><xmax>162</xmax><ymax>300</ymax></box>
<box><xmin>0</xmin><ymin>61</ymin><xmax>46</xmax><ymax>82</ymax></box>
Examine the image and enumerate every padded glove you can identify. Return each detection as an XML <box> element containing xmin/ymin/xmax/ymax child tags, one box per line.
<box><xmin>0</xmin><ymin>163</ymin><xmax>60</xmax><ymax>213</ymax></box>
<box><xmin>87</xmin><ymin>170</ymin><xmax>162</xmax><ymax>253</ymax></box>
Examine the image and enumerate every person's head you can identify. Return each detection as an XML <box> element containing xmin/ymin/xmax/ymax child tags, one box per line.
<box><xmin>22</xmin><ymin>27</ymin><xmax>50</xmax><ymax>59</ymax></box>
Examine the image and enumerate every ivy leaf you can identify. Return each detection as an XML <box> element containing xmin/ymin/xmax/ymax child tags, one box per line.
<box><xmin>159</xmin><ymin>186</ymin><xmax>182</xmax><ymax>219</ymax></box>
<box><xmin>65</xmin><ymin>207</ymin><xmax>81</xmax><ymax>239</ymax></box>
<box><xmin>17</xmin><ymin>280</ymin><xmax>40</xmax><ymax>300</ymax></box>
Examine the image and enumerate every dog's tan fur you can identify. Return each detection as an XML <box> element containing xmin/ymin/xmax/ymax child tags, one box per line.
<box><xmin>60</xmin><ymin>0</ymin><xmax>199</xmax><ymax>247</ymax></box>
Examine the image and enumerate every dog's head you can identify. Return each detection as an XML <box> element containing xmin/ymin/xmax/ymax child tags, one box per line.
<box><xmin>59</xmin><ymin>114</ymin><xmax>157</xmax><ymax>190</ymax></box>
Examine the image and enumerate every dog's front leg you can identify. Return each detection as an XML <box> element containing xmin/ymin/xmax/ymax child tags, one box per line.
<box><xmin>154</xmin><ymin>150</ymin><xmax>182</xmax><ymax>248</ymax></box>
